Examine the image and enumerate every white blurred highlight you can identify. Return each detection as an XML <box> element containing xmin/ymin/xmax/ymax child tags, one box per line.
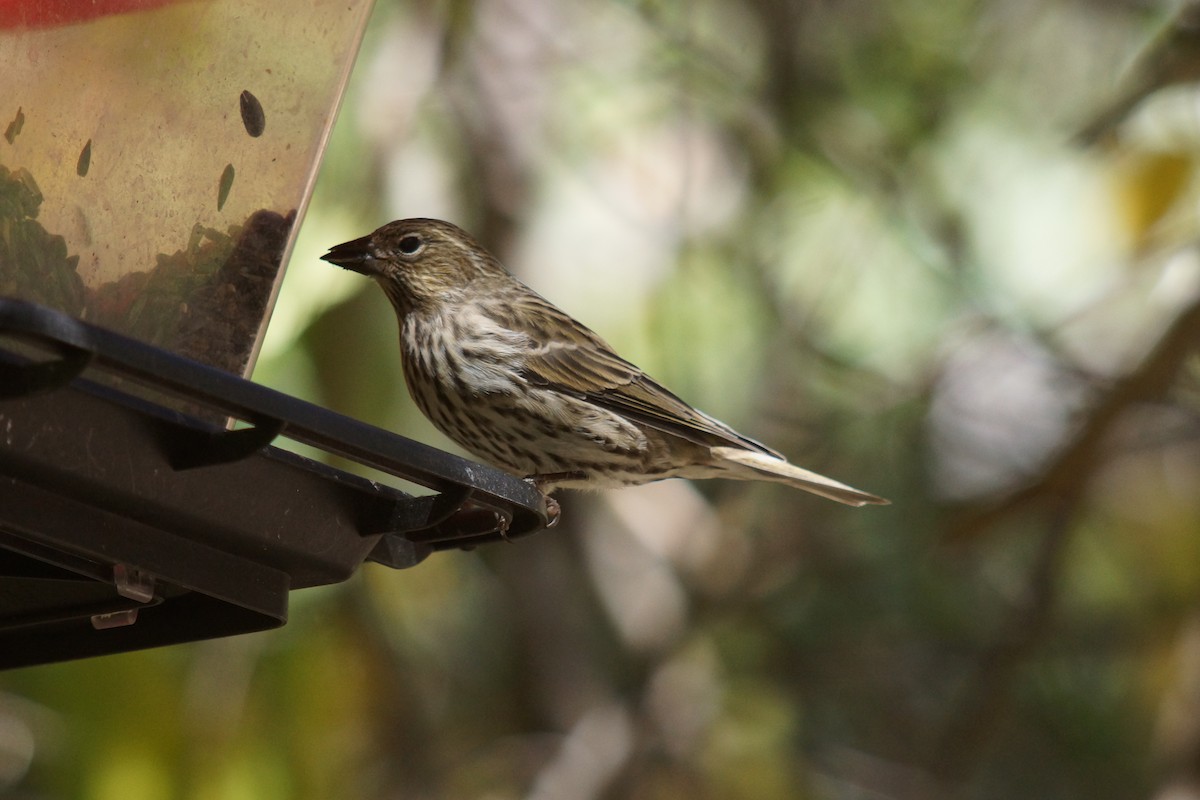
<box><xmin>525</xmin><ymin>703</ymin><xmax>633</xmax><ymax>800</ymax></box>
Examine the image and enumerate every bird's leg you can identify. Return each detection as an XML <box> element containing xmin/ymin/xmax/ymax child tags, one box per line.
<box><xmin>527</xmin><ymin>470</ymin><xmax>589</xmax><ymax>486</ymax></box>
<box><xmin>523</xmin><ymin>471</ymin><xmax>585</xmax><ymax>529</ymax></box>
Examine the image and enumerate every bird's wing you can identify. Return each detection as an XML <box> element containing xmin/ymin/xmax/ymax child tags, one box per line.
<box><xmin>489</xmin><ymin>295</ymin><xmax>782</xmax><ymax>458</ymax></box>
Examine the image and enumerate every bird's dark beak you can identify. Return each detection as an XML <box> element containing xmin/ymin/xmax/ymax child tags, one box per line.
<box><xmin>321</xmin><ymin>234</ymin><xmax>382</xmax><ymax>276</ymax></box>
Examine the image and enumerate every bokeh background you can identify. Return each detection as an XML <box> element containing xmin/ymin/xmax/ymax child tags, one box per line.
<box><xmin>5</xmin><ymin>0</ymin><xmax>1200</xmax><ymax>798</ymax></box>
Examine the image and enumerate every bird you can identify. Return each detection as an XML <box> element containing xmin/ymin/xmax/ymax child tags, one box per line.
<box><xmin>321</xmin><ymin>218</ymin><xmax>888</xmax><ymax>514</ymax></box>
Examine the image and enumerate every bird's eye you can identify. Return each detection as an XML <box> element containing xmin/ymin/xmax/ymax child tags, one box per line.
<box><xmin>397</xmin><ymin>235</ymin><xmax>423</xmax><ymax>255</ymax></box>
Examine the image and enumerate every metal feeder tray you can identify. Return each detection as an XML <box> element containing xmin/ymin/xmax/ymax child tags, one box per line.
<box><xmin>0</xmin><ymin>298</ymin><xmax>552</xmax><ymax>669</ymax></box>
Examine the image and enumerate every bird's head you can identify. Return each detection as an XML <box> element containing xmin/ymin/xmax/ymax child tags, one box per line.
<box><xmin>321</xmin><ymin>218</ymin><xmax>504</xmax><ymax>311</ymax></box>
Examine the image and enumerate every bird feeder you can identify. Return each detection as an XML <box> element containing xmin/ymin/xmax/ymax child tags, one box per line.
<box><xmin>0</xmin><ymin>0</ymin><xmax>552</xmax><ymax>669</ymax></box>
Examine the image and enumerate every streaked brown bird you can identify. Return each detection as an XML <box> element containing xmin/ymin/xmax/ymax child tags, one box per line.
<box><xmin>321</xmin><ymin>218</ymin><xmax>887</xmax><ymax>509</ymax></box>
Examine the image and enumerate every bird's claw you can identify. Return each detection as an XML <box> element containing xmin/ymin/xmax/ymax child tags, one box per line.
<box><xmin>494</xmin><ymin>509</ymin><xmax>512</xmax><ymax>541</ymax></box>
<box><xmin>524</xmin><ymin>476</ymin><xmax>562</xmax><ymax>528</ymax></box>
<box><xmin>542</xmin><ymin>495</ymin><xmax>561</xmax><ymax>528</ymax></box>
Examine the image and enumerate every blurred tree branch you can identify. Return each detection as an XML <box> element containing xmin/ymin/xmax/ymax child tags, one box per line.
<box><xmin>948</xmin><ymin>293</ymin><xmax>1200</xmax><ymax>542</ymax></box>
<box><xmin>931</xmin><ymin>486</ymin><xmax>1081</xmax><ymax>784</ymax></box>
<box><xmin>930</xmin><ymin>291</ymin><xmax>1200</xmax><ymax>785</ymax></box>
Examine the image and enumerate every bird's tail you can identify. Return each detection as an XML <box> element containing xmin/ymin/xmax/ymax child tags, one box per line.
<box><xmin>711</xmin><ymin>446</ymin><xmax>889</xmax><ymax>507</ymax></box>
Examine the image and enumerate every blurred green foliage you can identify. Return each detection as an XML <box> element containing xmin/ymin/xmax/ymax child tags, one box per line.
<box><xmin>6</xmin><ymin>1</ymin><xmax>1200</xmax><ymax>799</ymax></box>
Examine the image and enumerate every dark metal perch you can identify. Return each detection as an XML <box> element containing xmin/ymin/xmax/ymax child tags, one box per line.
<box><xmin>0</xmin><ymin>298</ymin><xmax>553</xmax><ymax>669</ymax></box>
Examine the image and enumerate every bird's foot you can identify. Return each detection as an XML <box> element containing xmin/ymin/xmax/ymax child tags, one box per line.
<box><xmin>542</xmin><ymin>495</ymin><xmax>561</xmax><ymax>528</ymax></box>
<box><xmin>525</xmin><ymin>472</ymin><xmax>582</xmax><ymax>529</ymax></box>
